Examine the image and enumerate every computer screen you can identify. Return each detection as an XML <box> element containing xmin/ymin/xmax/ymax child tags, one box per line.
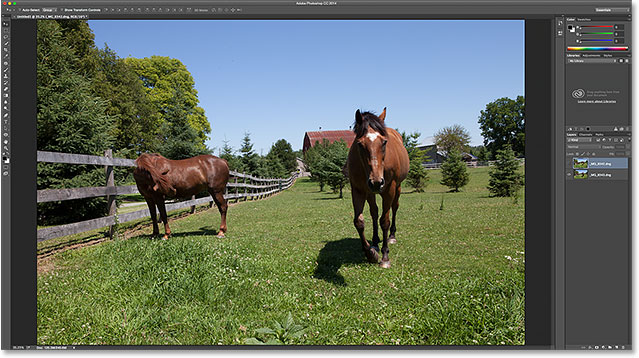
<box><xmin>0</xmin><ymin>0</ymin><xmax>632</xmax><ymax>351</ymax></box>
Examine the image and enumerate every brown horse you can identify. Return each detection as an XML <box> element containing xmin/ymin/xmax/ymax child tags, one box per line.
<box><xmin>346</xmin><ymin>108</ymin><xmax>409</xmax><ymax>268</ymax></box>
<box><xmin>133</xmin><ymin>153</ymin><xmax>230</xmax><ymax>240</ymax></box>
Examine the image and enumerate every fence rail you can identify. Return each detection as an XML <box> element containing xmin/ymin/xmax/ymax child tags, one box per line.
<box><xmin>422</xmin><ymin>158</ymin><xmax>525</xmax><ymax>170</ymax></box>
<box><xmin>37</xmin><ymin>150</ymin><xmax>299</xmax><ymax>242</ymax></box>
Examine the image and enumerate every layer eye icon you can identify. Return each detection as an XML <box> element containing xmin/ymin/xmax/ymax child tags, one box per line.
<box><xmin>572</xmin><ymin>89</ymin><xmax>585</xmax><ymax>99</ymax></box>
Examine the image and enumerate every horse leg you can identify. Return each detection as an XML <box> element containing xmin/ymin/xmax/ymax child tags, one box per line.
<box><xmin>210</xmin><ymin>189</ymin><xmax>228</xmax><ymax>238</ymax></box>
<box><xmin>389</xmin><ymin>185</ymin><xmax>401</xmax><ymax>244</ymax></box>
<box><xmin>379</xmin><ymin>187</ymin><xmax>394</xmax><ymax>268</ymax></box>
<box><xmin>366</xmin><ymin>193</ymin><xmax>380</xmax><ymax>253</ymax></box>
<box><xmin>145</xmin><ymin>197</ymin><xmax>160</xmax><ymax>237</ymax></box>
<box><xmin>352</xmin><ymin>188</ymin><xmax>377</xmax><ymax>263</ymax></box>
<box><xmin>156</xmin><ymin>199</ymin><xmax>171</xmax><ymax>240</ymax></box>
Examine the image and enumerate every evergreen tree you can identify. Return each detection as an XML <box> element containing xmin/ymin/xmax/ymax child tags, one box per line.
<box><xmin>477</xmin><ymin>146</ymin><xmax>491</xmax><ymax>162</ymax></box>
<box><xmin>254</xmin><ymin>155</ymin><xmax>273</xmax><ymax>178</ymax></box>
<box><xmin>304</xmin><ymin>140</ymin><xmax>329</xmax><ymax>191</ymax></box>
<box><xmin>36</xmin><ymin>20</ymin><xmax>115</xmax><ymax>225</ymax></box>
<box><xmin>440</xmin><ymin>149</ymin><xmax>469</xmax><ymax>192</ymax></box>
<box><xmin>157</xmin><ymin>90</ymin><xmax>210</xmax><ymax>159</ymax></box>
<box><xmin>219</xmin><ymin>138</ymin><xmax>241</xmax><ymax>171</ymax></box>
<box><xmin>266</xmin><ymin>139</ymin><xmax>297</xmax><ymax>177</ymax></box>
<box><xmin>304</xmin><ymin>140</ymin><xmax>348</xmax><ymax>196</ymax></box>
<box><xmin>238</xmin><ymin>132</ymin><xmax>260</xmax><ymax>175</ymax></box>
<box><xmin>93</xmin><ymin>45</ymin><xmax>161</xmax><ymax>157</ymax></box>
<box><xmin>323</xmin><ymin>140</ymin><xmax>349</xmax><ymax>198</ymax></box>
<box><xmin>401</xmin><ymin>131</ymin><xmax>429</xmax><ymax>192</ymax></box>
<box><xmin>264</xmin><ymin>151</ymin><xmax>287</xmax><ymax>178</ymax></box>
<box><xmin>488</xmin><ymin>145</ymin><xmax>524</xmax><ymax>197</ymax></box>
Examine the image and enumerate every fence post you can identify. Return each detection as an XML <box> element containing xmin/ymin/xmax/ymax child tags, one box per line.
<box><xmin>105</xmin><ymin>149</ymin><xmax>116</xmax><ymax>238</ymax></box>
<box><xmin>244</xmin><ymin>174</ymin><xmax>248</xmax><ymax>201</ymax></box>
<box><xmin>235</xmin><ymin>174</ymin><xmax>240</xmax><ymax>203</ymax></box>
<box><xmin>190</xmin><ymin>194</ymin><xmax>196</xmax><ymax>214</ymax></box>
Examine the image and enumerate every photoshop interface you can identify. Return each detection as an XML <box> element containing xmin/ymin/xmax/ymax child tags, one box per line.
<box><xmin>0</xmin><ymin>0</ymin><xmax>632</xmax><ymax>351</ymax></box>
<box><xmin>558</xmin><ymin>12</ymin><xmax>631</xmax><ymax>350</ymax></box>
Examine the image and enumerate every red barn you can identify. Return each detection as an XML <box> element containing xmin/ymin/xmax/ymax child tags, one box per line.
<box><xmin>303</xmin><ymin>130</ymin><xmax>356</xmax><ymax>153</ymax></box>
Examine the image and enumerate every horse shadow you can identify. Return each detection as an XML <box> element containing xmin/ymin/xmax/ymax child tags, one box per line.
<box><xmin>129</xmin><ymin>226</ymin><xmax>220</xmax><ymax>241</ymax></box>
<box><xmin>312</xmin><ymin>196</ymin><xmax>343</xmax><ymax>201</ymax></box>
<box><xmin>166</xmin><ymin>227</ymin><xmax>220</xmax><ymax>239</ymax></box>
<box><xmin>313</xmin><ymin>237</ymin><xmax>367</xmax><ymax>286</ymax></box>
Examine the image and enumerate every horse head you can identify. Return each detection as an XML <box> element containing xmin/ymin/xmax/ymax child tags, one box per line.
<box><xmin>354</xmin><ymin>108</ymin><xmax>388</xmax><ymax>194</ymax></box>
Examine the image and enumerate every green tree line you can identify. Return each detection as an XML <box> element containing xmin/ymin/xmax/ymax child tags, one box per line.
<box><xmin>219</xmin><ymin>133</ymin><xmax>299</xmax><ymax>179</ymax></box>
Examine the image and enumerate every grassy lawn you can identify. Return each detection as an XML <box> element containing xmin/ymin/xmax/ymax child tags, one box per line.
<box><xmin>37</xmin><ymin>167</ymin><xmax>524</xmax><ymax>346</ymax></box>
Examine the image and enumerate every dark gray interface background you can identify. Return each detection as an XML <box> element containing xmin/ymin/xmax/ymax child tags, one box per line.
<box><xmin>560</xmin><ymin>15</ymin><xmax>631</xmax><ymax>350</ymax></box>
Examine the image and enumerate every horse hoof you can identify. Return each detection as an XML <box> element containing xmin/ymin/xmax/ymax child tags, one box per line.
<box><xmin>388</xmin><ymin>237</ymin><xmax>397</xmax><ymax>244</ymax></box>
<box><xmin>216</xmin><ymin>233</ymin><xmax>225</xmax><ymax>238</ymax></box>
<box><xmin>161</xmin><ymin>235</ymin><xmax>169</xmax><ymax>241</ymax></box>
<box><xmin>379</xmin><ymin>261</ymin><xmax>391</xmax><ymax>269</ymax></box>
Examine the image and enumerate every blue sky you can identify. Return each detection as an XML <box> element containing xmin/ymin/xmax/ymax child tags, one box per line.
<box><xmin>89</xmin><ymin>20</ymin><xmax>524</xmax><ymax>154</ymax></box>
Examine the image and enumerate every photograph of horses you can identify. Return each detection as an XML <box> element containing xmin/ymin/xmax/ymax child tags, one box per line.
<box><xmin>36</xmin><ymin>19</ymin><xmax>525</xmax><ymax>346</ymax></box>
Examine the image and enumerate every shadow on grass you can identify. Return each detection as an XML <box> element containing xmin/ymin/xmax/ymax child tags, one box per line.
<box><xmin>312</xmin><ymin>196</ymin><xmax>344</xmax><ymax>201</ymax></box>
<box><xmin>128</xmin><ymin>226</ymin><xmax>220</xmax><ymax>241</ymax></box>
<box><xmin>313</xmin><ymin>237</ymin><xmax>367</xmax><ymax>286</ymax></box>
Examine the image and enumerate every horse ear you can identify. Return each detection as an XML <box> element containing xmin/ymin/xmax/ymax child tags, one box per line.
<box><xmin>355</xmin><ymin>109</ymin><xmax>363</xmax><ymax>125</ymax></box>
<box><xmin>379</xmin><ymin>107</ymin><xmax>387</xmax><ymax>121</ymax></box>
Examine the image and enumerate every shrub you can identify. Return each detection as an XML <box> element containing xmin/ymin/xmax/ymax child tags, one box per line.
<box><xmin>440</xmin><ymin>149</ymin><xmax>469</xmax><ymax>192</ymax></box>
<box><xmin>488</xmin><ymin>146</ymin><xmax>524</xmax><ymax>197</ymax></box>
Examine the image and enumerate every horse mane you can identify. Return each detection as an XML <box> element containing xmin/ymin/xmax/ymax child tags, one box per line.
<box><xmin>134</xmin><ymin>153</ymin><xmax>175</xmax><ymax>194</ymax></box>
<box><xmin>353</xmin><ymin>111</ymin><xmax>387</xmax><ymax>138</ymax></box>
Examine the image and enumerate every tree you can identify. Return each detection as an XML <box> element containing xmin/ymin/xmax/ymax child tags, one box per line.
<box><xmin>265</xmin><ymin>139</ymin><xmax>297</xmax><ymax>178</ymax></box>
<box><xmin>92</xmin><ymin>45</ymin><xmax>161</xmax><ymax>157</ymax></box>
<box><xmin>238</xmin><ymin>132</ymin><xmax>260</xmax><ymax>175</ymax></box>
<box><xmin>322</xmin><ymin>140</ymin><xmax>349</xmax><ymax>198</ymax></box>
<box><xmin>157</xmin><ymin>90</ymin><xmax>210</xmax><ymax>159</ymax></box>
<box><xmin>477</xmin><ymin>146</ymin><xmax>491</xmax><ymax>162</ymax></box>
<box><xmin>304</xmin><ymin>140</ymin><xmax>329</xmax><ymax>191</ymax></box>
<box><xmin>434</xmin><ymin>124</ymin><xmax>471</xmax><ymax>155</ymax></box>
<box><xmin>488</xmin><ymin>145</ymin><xmax>524</xmax><ymax>197</ymax></box>
<box><xmin>440</xmin><ymin>149</ymin><xmax>469</xmax><ymax>192</ymax></box>
<box><xmin>262</xmin><ymin>154</ymin><xmax>285</xmax><ymax>178</ymax></box>
<box><xmin>305</xmin><ymin>140</ymin><xmax>349</xmax><ymax>197</ymax></box>
<box><xmin>401</xmin><ymin>131</ymin><xmax>429</xmax><ymax>192</ymax></box>
<box><xmin>125</xmin><ymin>56</ymin><xmax>211</xmax><ymax>153</ymax></box>
<box><xmin>219</xmin><ymin>138</ymin><xmax>241</xmax><ymax>171</ymax></box>
<box><xmin>36</xmin><ymin>20</ymin><xmax>115</xmax><ymax>224</ymax></box>
<box><xmin>305</xmin><ymin>139</ymin><xmax>349</xmax><ymax>193</ymax></box>
<box><xmin>478</xmin><ymin>96</ymin><xmax>525</xmax><ymax>158</ymax></box>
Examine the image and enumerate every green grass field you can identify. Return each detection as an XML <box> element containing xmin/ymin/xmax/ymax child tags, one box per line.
<box><xmin>37</xmin><ymin>167</ymin><xmax>525</xmax><ymax>346</ymax></box>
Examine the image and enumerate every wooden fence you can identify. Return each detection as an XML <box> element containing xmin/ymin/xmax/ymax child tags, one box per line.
<box><xmin>36</xmin><ymin>150</ymin><xmax>299</xmax><ymax>242</ymax></box>
<box><xmin>422</xmin><ymin>158</ymin><xmax>526</xmax><ymax>170</ymax></box>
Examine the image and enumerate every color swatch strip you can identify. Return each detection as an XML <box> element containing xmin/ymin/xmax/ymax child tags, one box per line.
<box><xmin>567</xmin><ymin>46</ymin><xmax>628</xmax><ymax>51</ymax></box>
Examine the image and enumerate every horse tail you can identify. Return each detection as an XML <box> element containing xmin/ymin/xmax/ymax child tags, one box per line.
<box><xmin>135</xmin><ymin>154</ymin><xmax>175</xmax><ymax>195</ymax></box>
